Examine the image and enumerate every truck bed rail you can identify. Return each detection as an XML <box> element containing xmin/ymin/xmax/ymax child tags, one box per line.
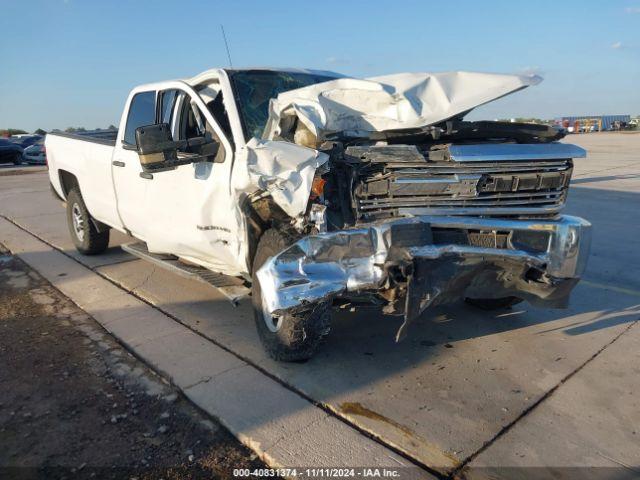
<box><xmin>47</xmin><ymin>129</ymin><xmax>118</xmax><ymax>147</ymax></box>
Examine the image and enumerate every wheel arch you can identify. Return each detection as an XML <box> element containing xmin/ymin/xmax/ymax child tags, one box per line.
<box><xmin>58</xmin><ymin>170</ymin><xmax>109</xmax><ymax>233</ymax></box>
<box><xmin>58</xmin><ymin>169</ymin><xmax>80</xmax><ymax>200</ymax></box>
<box><xmin>243</xmin><ymin>193</ymin><xmax>297</xmax><ymax>275</ymax></box>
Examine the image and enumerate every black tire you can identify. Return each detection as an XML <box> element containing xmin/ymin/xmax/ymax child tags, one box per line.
<box><xmin>13</xmin><ymin>153</ymin><xmax>22</xmax><ymax>165</ymax></box>
<box><xmin>66</xmin><ymin>188</ymin><xmax>110</xmax><ymax>255</ymax></box>
<box><xmin>251</xmin><ymin>229</ymin><xmax>330</xmax><ymax>362</ymax></box>
<box><xmin>465</xmin><ymin>296</ymin><xmax>522</xmax><ymax>311</ymax></box>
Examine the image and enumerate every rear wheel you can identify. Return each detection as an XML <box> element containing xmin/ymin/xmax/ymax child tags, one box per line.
<box><xmin>465</xmin><ymin>296</ymin><xmax>522</xmax><ymax>310</ymax></box>
<box><xmin>251</xmin><ymin>229</ymin><xmax>330</xmax><ymax>362</ymax></box>
<box><xmin>66</xmin><ymin>188</ymin><xmax>110</xmax><ymax>255</ymax></box>
<box><xmin>13</xmin><ymin>153</ymin><xmax>22</xmax><ymax>165</ymax></box>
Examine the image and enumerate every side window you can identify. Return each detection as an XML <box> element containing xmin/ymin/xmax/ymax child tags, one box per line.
<box><xmin>159</xmin><ymin>89</ymin><xmax>178</xmax><ymax>126</ymax></box>
<box><xmin>206</xmin><ymin>92</ymin><xmax>233</xmax><ymax>141</ymax></box>
<box><xmin>178</xmin><ymin>98</ymin><xmax>206</xmax><ymax>141</ymax></box>
<box><xmin>123</xmin><ymin>91</ymin><xmax>156</xmax><ymax>145</ymax></box>
<box><xmin>174</xmin><ymin>94</ymin><xmax>226</xmax><ymax>163</ymax></box>
<box><xmin>197</xmin><ymin>84</ymin><xmax>233</xmax><ymax>142</ymax></box>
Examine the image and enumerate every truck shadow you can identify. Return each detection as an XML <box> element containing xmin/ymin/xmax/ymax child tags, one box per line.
<box><xmin>535</xmin><ymin>303</ymin><xmax>640</xmax><ymax>336</ymax></box>
<box><xmin>571</xmin><ymin>173</ymin><xmax>640</xmax><ymax>184</ymax></box>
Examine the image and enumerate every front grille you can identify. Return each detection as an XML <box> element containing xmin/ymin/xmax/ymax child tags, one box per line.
<box><xmin>432</xmin><ymin>228</ymin><xmax>511</xmax><ymax>249</ymax></box>
<box><xmin>353</xmin><ymin>159</ymin><xmax>573</xmax><ymax>219</ymax></box>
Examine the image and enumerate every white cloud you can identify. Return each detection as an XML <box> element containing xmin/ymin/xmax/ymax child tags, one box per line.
<box><xmin>611</xmin><ymin>41</ymin><xmax>623</xmax><ymax>49</ymax></box>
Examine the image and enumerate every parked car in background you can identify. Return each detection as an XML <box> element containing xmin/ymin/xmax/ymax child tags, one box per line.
<box><xmin>0</xmin><ymin>138</ymin><xmax>24</xmax><ymax>164</ymax></box>
<box><xmin>22</xmin><ymin>143</ymin><xmax>46</xmax><ymax>164</ymax></box>
<box><xmin>11</xmin><ymin>134</ymin><xmax>43</xmax><ymax>149</ymax></box>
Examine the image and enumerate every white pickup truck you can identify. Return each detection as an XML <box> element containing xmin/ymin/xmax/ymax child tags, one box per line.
<box><xmin>46</xmin><ymin>68</ymin><xmax>591</xmax><ymax>361</ymax></box>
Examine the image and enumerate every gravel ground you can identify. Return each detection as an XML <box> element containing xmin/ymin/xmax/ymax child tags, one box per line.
<box><xmin>0</xmin><ymin>245</ymin><xmax>264</xmax><ymax>479</ymax></box>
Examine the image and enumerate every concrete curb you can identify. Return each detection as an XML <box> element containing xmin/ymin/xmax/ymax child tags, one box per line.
<box><xmin>0</xmin><ymin>217</ymin><xmax>431</xmax><ymax>475</ymax></box>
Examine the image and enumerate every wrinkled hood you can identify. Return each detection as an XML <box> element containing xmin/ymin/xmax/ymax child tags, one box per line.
<box><xmin>263</xmin><ymin>71</ymin><xmax>542</xmax><ymax>142</ymax></box>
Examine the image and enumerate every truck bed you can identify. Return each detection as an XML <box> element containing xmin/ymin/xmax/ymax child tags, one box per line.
<box><xmin>48</xmin><ymin>129</ymin><xmax>118</xmax><ymax>146</ymax></box>
<box><xmin>46</xmin><ymin>129</ymin><xmax>121</xmax><ymax>230</ymax></box>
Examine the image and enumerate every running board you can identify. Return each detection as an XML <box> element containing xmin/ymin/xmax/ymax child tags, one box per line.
<box><xmin>121</xmin><ymin>242</ymin><xmax>250</xmax><ymax>305</ymax></box>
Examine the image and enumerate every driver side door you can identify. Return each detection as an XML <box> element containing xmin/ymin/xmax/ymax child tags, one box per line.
<box><xmin>141</xmin><ymin>87</ymin><xmax>238</xmax><ymax>272</ymax></box>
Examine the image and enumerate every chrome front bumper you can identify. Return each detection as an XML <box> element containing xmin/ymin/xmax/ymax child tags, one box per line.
<box><xmin>257</xmin><ymin>215</ymin><xmax>591</xmax><ymax>338</ymax></box>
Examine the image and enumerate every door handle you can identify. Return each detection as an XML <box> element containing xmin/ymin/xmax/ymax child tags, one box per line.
<box><xmin>112</xmin><ymin>160</ymin><xmax>126</xmax><ymax>167</ymax></box>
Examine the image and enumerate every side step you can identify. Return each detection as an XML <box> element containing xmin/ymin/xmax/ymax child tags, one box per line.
<box><xmin>121</xmin><ymin>242</ymin><xmax>250</xmax><ymax>305</ymax></box>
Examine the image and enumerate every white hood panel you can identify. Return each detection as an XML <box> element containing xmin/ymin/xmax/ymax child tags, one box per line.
<box><xmin>264</xmin><ymin>71</ymin><xmax>542</xmax><ymax>140</ymax></box>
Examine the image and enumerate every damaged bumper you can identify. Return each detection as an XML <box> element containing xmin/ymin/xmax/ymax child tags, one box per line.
<box><xmin>256</xmin><ymin>215</ymin><xmax>591</xmax><ymax>339</ymax></box>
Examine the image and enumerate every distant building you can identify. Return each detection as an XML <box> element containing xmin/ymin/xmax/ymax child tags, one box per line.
<box><xmin>554</xmin><ymin>115</ymin><xmax>631</xmax><ymax>133</ymax></box>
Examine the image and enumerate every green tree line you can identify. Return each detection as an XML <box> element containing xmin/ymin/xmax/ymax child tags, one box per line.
<box><xmin>1</xmin><ymin>126</ymin><xmax>117</xmax><ymax>137</ymax></box>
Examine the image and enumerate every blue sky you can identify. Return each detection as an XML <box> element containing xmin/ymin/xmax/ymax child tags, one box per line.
<box><xmin>1</xmin><ymin>0</ymin><xmax>639</xmax><ymax>131</ymax></box>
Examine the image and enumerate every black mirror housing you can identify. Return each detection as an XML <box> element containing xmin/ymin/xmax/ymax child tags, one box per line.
<box><xmin>134</xmin><ymin>123</ymin><xmax>222</xmax><ymax>173</ymax></box>
<box><xmin>135</xmin><ymin>123</ymin><xmax>178</xmax><ymax>167</ymax></box>
<box><xmin>187</xmin><ymin>134</ymin><xmax>220</xmax><ymax>160</ymax></box>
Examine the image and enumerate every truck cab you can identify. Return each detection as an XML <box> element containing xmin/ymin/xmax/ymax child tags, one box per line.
<box><xmin>48</xmin><ymin>68</ymin><xmax>338</xmax><ymax>276</ymax></box>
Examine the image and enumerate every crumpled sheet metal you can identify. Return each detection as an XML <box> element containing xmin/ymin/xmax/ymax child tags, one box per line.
<box><xmin>263</xmin><ymin>72</ymin><xmax>542</xmax><ymax>141</ymax></box>
<box><xmin>394</xmin><ymin>250</ymin><xmax>576</xmax><ymax>341</ymax></box>
<box><xmin>239</xmin><ymin>137</ymin><xmax>329</xmax><ymax>218</ymax></box>
<box><xmin>256</xmin><ymin>216</ymin><xmax>591</xmax><ymax>332</ymax></box>
<box><xmin>256</xmin><ymin>228</ymin><xmax>387</xmax><ymax>314</ymax></box>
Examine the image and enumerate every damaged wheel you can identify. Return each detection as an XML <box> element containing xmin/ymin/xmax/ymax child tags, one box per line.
<box><xmin>465</xmin><ymin>296</ymin><xmax>522</xmax><ymax>310</ymax></box>
<box><xmin>251</xmin><ymin>229</ymin><xmax>331</xmax><ymax>362</ymax></box>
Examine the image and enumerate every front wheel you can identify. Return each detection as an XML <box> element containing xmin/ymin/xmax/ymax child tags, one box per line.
<box><xmin>66</xmin><ymin>188</ymin><xmax>110</xmax><ymax>255</ymax></box>
<box><xmin>465</xmin><ymin>296</ymin><xmax>522</xmax><ymax>311</ymax></box>
<box><xmin>13</xmin><ymin>153</ymin><xmax>22</xmax><ymax>165</ymax></box>
<box><xmin>251</xmin><ymin>229</ymin><xmax>330</xmax><ymax>362</ymax></box>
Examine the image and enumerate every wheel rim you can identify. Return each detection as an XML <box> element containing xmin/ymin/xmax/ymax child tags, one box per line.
<box><xmin>260</xmin><ymin>290</ymin><xmax>282</xmax><ymax>333</ymax></box>
<box><xmin>263</xmin><ymin>310</ymin><xmax>283</xmax><ymax>333</ymax></box>
<box><xmin>71</xmin><ymin>203</ymin><xmax>85</xmax><ymax>241</ymax></box>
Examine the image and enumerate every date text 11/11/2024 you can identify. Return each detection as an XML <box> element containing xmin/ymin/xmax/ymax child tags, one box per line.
<box><xmin>233</xmin><ymin>468</ymin><xmax>403</xmax><ymax>478</ymax></box>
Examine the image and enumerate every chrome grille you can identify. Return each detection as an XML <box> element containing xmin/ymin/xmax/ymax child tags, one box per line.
<box><xmin>354</xmin><ymin>158</ymin><xmax>573</xmax><ymax>219</ymax></box>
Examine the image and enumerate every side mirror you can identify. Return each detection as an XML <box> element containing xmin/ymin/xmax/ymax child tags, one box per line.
<box><xmin>135</xmin><ymin>123</ymin><xmax>179</xmax><ymax>169</ymax></box>
<box><xmin>135</xmin><ymin>124</ymin><xmax>222</xmax><ymax>173</ymax></box>
<box><xmin>185</xmin><ymin>133</ymin><xmax>221</xmax><ymax>160</ymax></box>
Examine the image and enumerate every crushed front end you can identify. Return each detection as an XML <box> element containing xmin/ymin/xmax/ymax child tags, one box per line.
<box><xmin>255</xmin><ymin>129</ymin><xmax>591</xmax><ymax>340</ymax></box>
